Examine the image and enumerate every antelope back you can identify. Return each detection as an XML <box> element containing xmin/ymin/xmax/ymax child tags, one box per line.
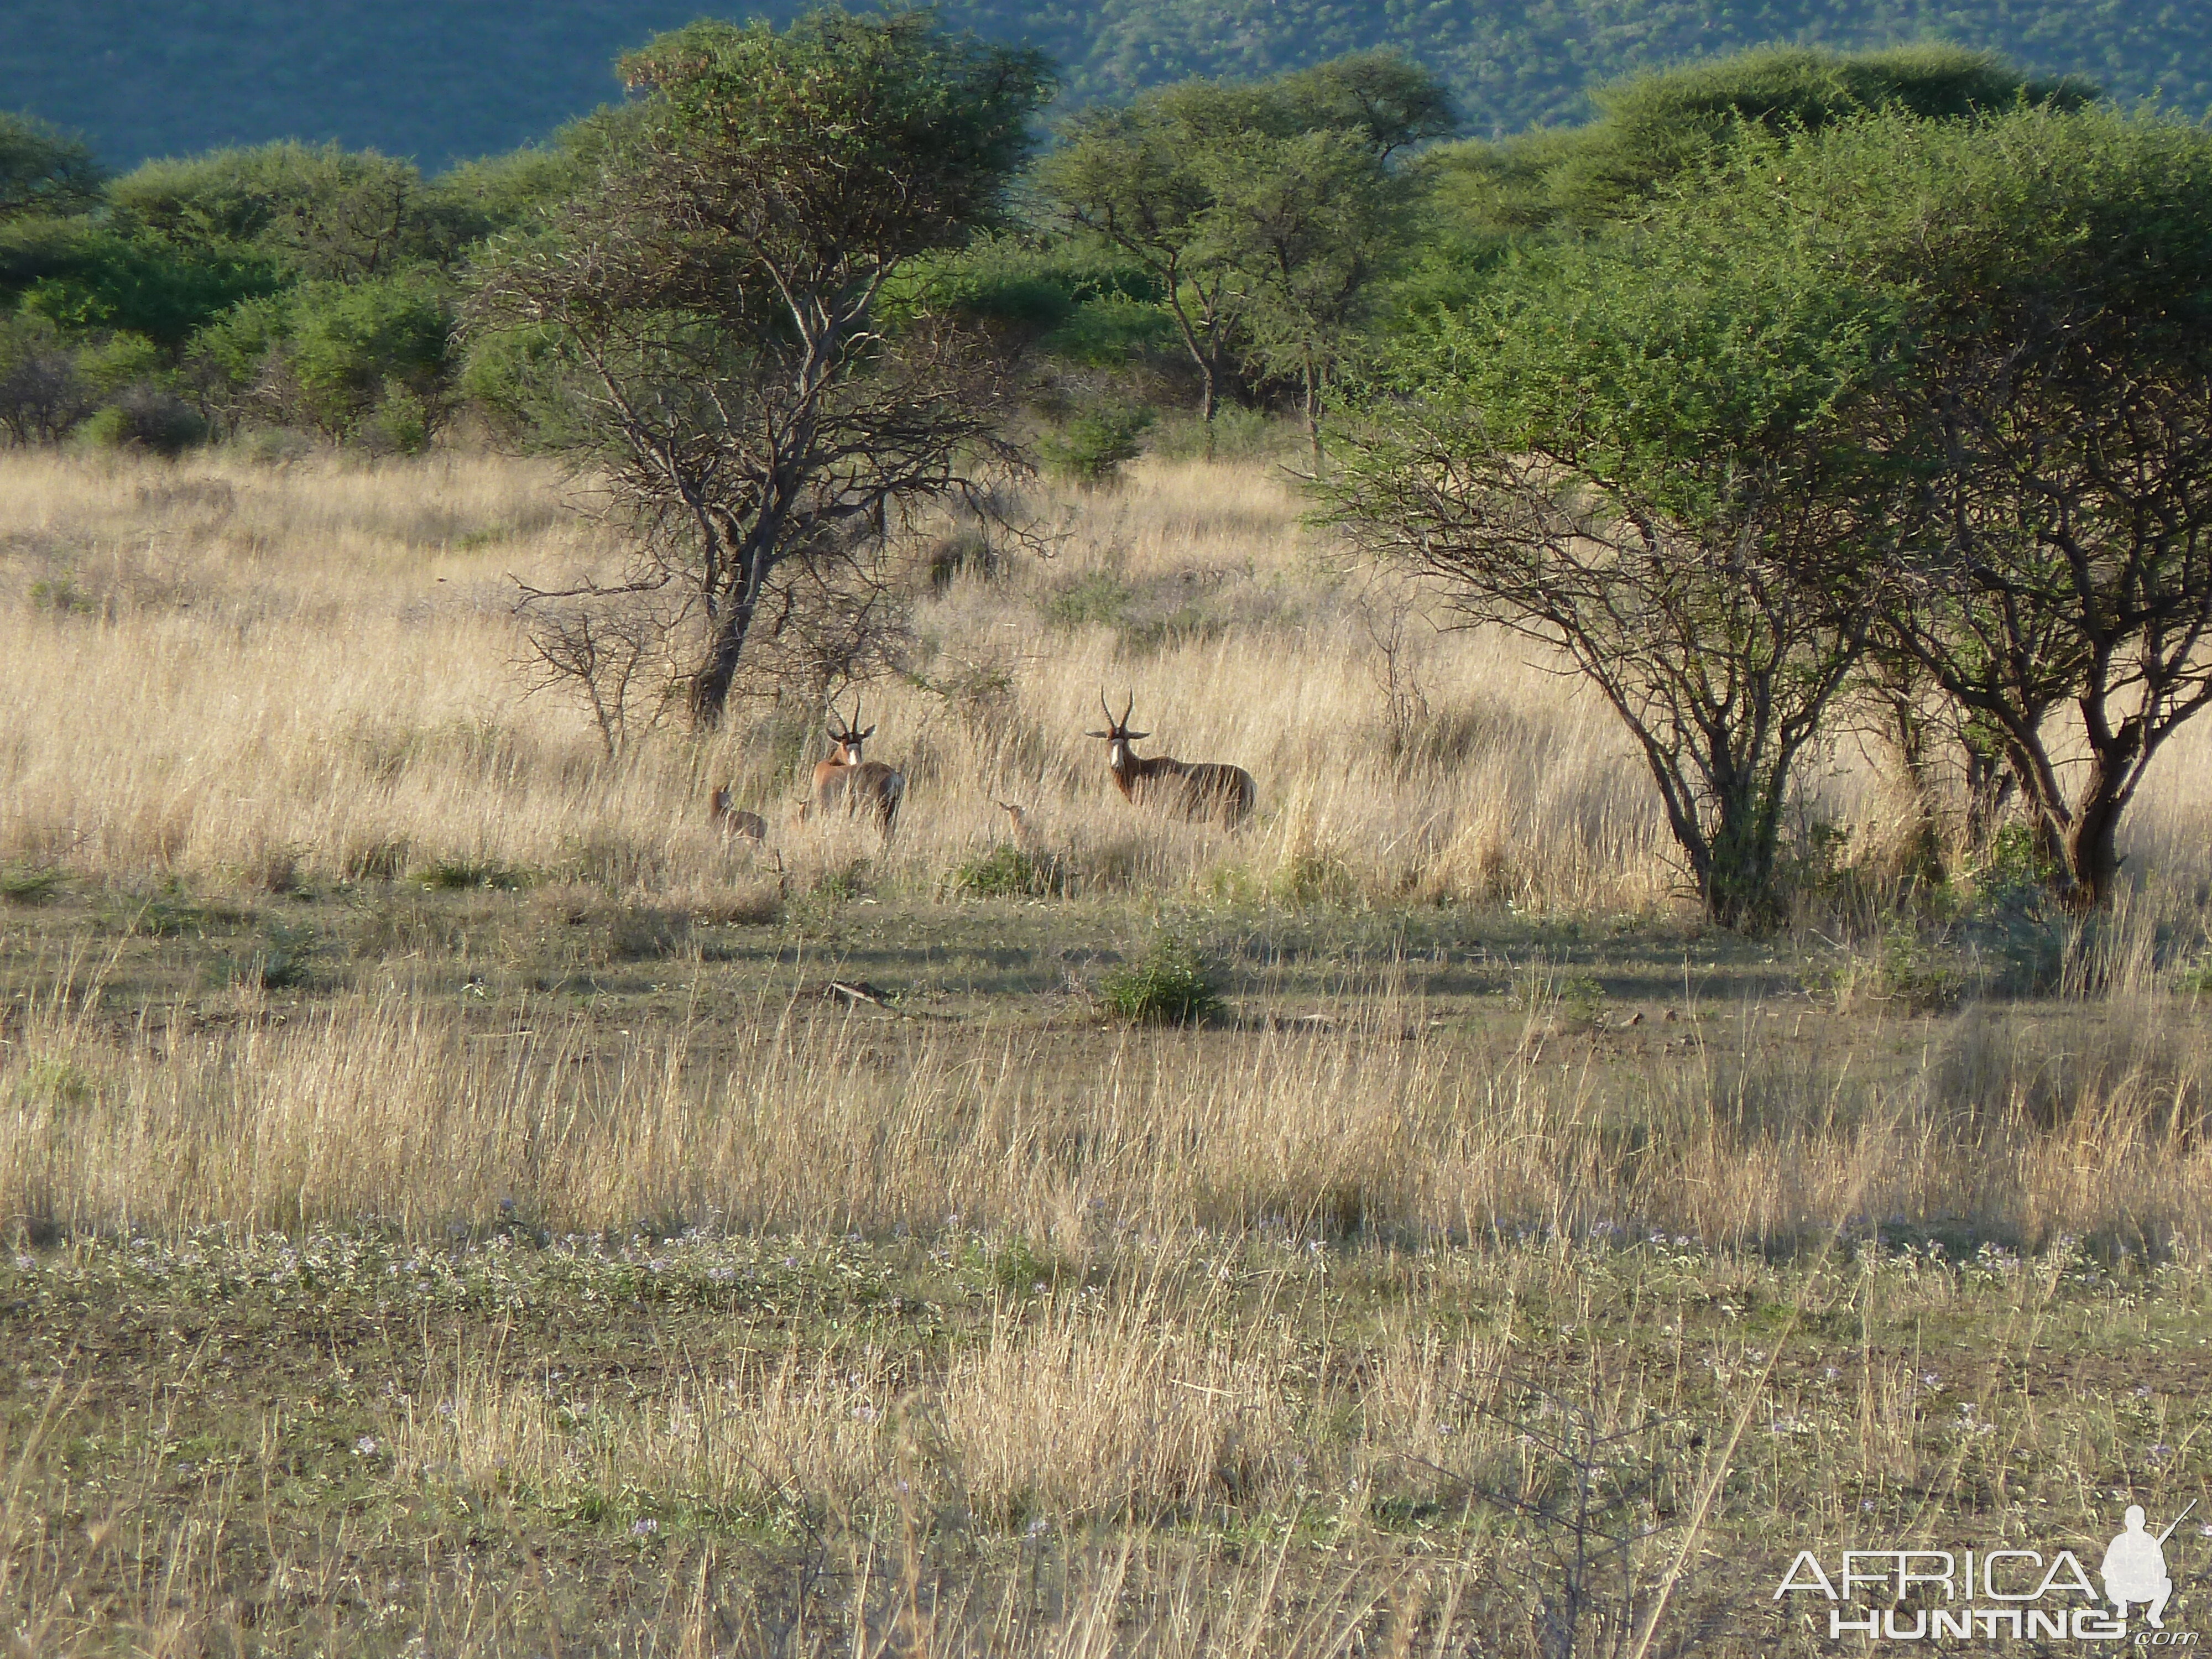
<box><xmin>816</xmin><ymin>758</ymin><xmax>904</xmax><ymax>830</ymax></box>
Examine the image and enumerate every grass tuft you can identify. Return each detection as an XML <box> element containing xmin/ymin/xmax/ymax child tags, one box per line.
<box><xmin>1099</xmin><ymin>935</ymin><xmax>1225</xmax><ymax>1025</ymax></box>
<box><xmin>0</xmin><ymin>863</ymin><xmax>64</xmax><ymax>905</ymax></box>
<box><xmin>415</xmin><ymin>857</ymin><xmax>529</xmax><ymax>891</ymax></box>
<box><xmin>946</xmin><ymin>843</ymin><xmax>1063</xmax><ymax>899</ymax></box>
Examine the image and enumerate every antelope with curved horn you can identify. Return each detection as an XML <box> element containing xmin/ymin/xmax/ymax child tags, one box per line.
<box><xmin>1086</xmin><ymin>690</ymin><xmax>1255</xmax><ymax>827</ymax></box>
<box><xmin>708</xmin><ymin>786</ymin><xmax>768</xmax><ymax>843</ymax></box>
<box><xmin>812</xmin><ymin>700</ymin><xmax>906</xmax><ymax>834</ymax></box>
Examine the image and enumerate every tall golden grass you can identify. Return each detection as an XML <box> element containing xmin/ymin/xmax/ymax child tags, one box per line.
<box><xmin>4</xmin><ymin>446</ymin><xmax>2212</xmax><ymax>1250</ymax></box>
<box><xmin>6</xmin><ymin>972</ymin><xmax>2210</xmax><ymax>1251</ymax></box>
<box><xmin>7</xmin><ymin>445</ymin><xmax>2212</xmax><ymax>908</ymax></box>
<box><xmin>0</xmin><ymin>446</ymin><xmax>1674</xmax><ymax>906</ymax></box>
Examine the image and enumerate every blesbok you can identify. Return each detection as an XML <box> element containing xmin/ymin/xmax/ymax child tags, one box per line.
<box><xmin>812</xmin><ymin>701</ymin><xmax>906</xmax><ymax>834</ymax></box>
<box><xmin>708</xmin><ymin>786</ymin><xmax>768</xmax><ymax>843</ymax></box>
<box><xmin>1085</xmin><ymin>691</ymin><xmax>1255</xmax><ymax>827</ymax></box>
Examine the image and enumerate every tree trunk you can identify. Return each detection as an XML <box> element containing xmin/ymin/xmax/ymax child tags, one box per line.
<box><xmin>1960</xmin><ymin>731</ymin><xmax>2012</xmax><ymax>852</ymax></box>
<box><xmin>1702</xmin><ymin>789</ymin><xmax>1782</xmax><ymax>931</ymax></box>
<box><xmin>2059</xmin><ymin>761</ymin><xmax>2131</xmax><ymax>912</ymax></box>
<box><xmin>688</xmin><ymin>529</ymin><xmax>773</xmax><ymax>729</ymax></box>
<box><xmin>687</xmin><ymin>598</ymin><xmax>757</xmax><ymax>730</ymax></box>
<box><xmin>1302</xmin><ymin>346</ymin><xmax>1322</xmax><ymax>469</ymax></box>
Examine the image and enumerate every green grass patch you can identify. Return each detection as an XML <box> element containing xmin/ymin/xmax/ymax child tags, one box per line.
<box><xmin>415</xmin><ymin>857</ymin><xmax>530</xmax><ymax>891</ymax></box>
<box><xmin>1042</xmin><ymin>570</ymin><xmax>1135</xmax><ymax>630</ymax></box>
<box><xmin>945</xmin><ymin>844</ymin><xmax>1063</xmax><ymax>900</ymax></box>
<box><xmin>1099</xmin><ymin>935</ymin><xmax>1224</xmax><ymax>1025</ymax></box>
<box><xmin>0</xmin><ymin>863</ymin><xmax>65</xmax><ymax>905</ymax></box>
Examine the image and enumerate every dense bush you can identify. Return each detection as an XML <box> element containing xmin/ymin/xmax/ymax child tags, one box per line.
<box><xmin>1038</xmin><ymin>403</ymin><xmax>1155</xmax><ymax>483</ymax></box>
<box><xmin>0</xmin><ymin>312</ymin><xmax>90</xmax><ymax>442</ymax></box>
<box><xmin>80</xmin><ymin>382</ymin><xmax>205</xmax><ymax>455</ymax></box>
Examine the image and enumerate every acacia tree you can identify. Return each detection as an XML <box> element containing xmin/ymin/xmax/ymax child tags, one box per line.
<box><xmin>1037</xmin><ymin>55</ymin><xmax>1446</xmax><ymax>449</ymax></box>
<box><xmin>1720</xmin><ymin>109</ymin><xmax>2212</xmax><ymax>910</ymax></box>
<box><xmin>1429</xmin><ymin>44</ymin><xmax>2094</xmax><ymax>238</ymax></box>
<box><xmin>1036</xmin><ymin>86</ymin><xmax>1263</xmax><ymax>439</ymax></box>
<box><xmin>1201</xmin><ymin>127</ymin><xmax>1410</xmax><ymax>463</ymax></box>
<box><xmin>1891</xmin><ymin>116</ymin><xmax>2212</xmax><ymax>909</ymax></box>
<box><xmin>469</xmin><ymin>9</ymin><xmax>1051</xmax><ymax>731</ymax></box>
<box><xmin>1328</xmin><ymin>218</ymin><xmax>1906</xmax><ymax>927</ymax></box>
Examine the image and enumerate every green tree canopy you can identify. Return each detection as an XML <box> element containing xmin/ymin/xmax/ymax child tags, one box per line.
<box><xmin>1329</xmin><ymin>187</ymin><xmax>1907</xmax><ymax>926</ymax></box>
<box><xmin>1039</xmin><ymin>53</ymin><xmax>1448</xmax><ymax>441</ymax></box>
<box><xmin>1430</xmin><ymin>44</ymin><xmax>2096</xmax><ymax>237</ymax></box>
<box><xmin>0</xmin><ymin>112</ymin><xmax>103</xmax><ymax>222</ymax></box>
<box><xmin>1346</xmin><ymin>98</ymin><xmax>2212</xmax><ymax>918</ymax></box>
<box><xmin>109</xmin><ymin>142</ymin><xmax>479</xmax><ymax>278</ymax></box>
<box><xmin>1762</xmin><ymin>107</ymin><xmax>2212</xmax><ymax>909</ymax></box>
<box><xmin>470</xmin><ymin>7</ymin><xmax>1055</xmax><ymax>731</ymax></box>
<box><xmin>0</xmin><ymin>216</ymin><xmax>279</xmax><ymax>345</ymax></box>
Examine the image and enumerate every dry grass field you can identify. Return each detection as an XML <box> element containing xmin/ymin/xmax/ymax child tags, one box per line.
<box><xmin>7</xmin><ymin>445</ymin><xmax>2212</xmax><ymax>1654</ymax></box>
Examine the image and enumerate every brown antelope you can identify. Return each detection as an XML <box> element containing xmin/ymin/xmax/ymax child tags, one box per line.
<box><xmin>812</xmin><ymin>701</ymin><xmax>906</xmax><ymax>834</ymax></box>
<box><xmin>708</xmin><ymin>786</ymin><xmax>768</xmax><ymax>843</ymax></box>
<box><xmin>995</xmin><ymin>801</ymin><xmax>1041</xmax><ymax>848</ymax></box>
<box><xmin>1086</xmin><ymin>691</ymin><xmax>1255</xmax><ymax>827</ymax></box>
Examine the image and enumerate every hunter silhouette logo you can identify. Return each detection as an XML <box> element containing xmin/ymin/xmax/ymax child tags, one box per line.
<box><xmin>1775</xmin><ymin>1503</ymin><xmax>2197</xmax><ymax>1643</ymax></box>
<box><xmin>2104</xmin><ymin>1503</ymin><xmax>2193</xmax><ymax>1631</ymax></box>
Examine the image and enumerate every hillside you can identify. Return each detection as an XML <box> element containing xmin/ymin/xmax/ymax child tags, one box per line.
<box><xmin>4</xmin><ymin>0</ymin><xmax>2209</xmax><ymax>173</ymax></box>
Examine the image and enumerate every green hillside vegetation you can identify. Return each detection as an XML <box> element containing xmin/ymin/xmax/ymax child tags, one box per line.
<box><xmin>0</xmin><ymin>38</ymin><xmax>2126</xmax><ymax>458</ymax></box>
<box><xmin>3</xmin><ymin>0</ymin><xmax>2210</xmax><ymax>172</ymax></box>
<box><xmin>1428</xmin><ymin>41</ymin><xmax>2098</xmax><ymax>234</ymax></box>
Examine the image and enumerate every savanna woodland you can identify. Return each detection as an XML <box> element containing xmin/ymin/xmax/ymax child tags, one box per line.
<box><xmin>9</xmin><ymin>13</ymin><xmax>2212</xmax><ymax>1655</ymax></box>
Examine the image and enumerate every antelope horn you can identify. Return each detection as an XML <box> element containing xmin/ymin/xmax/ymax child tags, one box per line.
<box><xmin>1120</xmin><ymin>690</ymin><xmax>1136</xmax><ymax>728</ymax></box>
<box><xmin>1099</xmin><ymin>689</ymin><xmax>1117</xmax><ymax>728</ymax></box>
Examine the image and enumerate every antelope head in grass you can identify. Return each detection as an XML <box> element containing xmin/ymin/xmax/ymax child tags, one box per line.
<box><xmin>708</xmin><ymin>787</ymin><xmax>768</xmax><ymax>843</ymax></box>
<box><xmin>1086</xmin><ymin>690</ymin><xmax>1255</xmax><ymax>828</ymax></box>
<box><xmin>812</xmin><ymin>701</ymin><xmax>906</xmax><ymax>834</ymax></box>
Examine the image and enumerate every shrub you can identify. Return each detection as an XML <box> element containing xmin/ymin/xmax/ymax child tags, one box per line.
<box><xmin>1099</xmin><ymin>935</ymin><xmax>1224</xmax><ymax>1025</ymax></box>
<box><xmin>0</xmin><ymin>314</ymin><xmax>92</xmax><ymax>444</ymax></box>
<box><xmin>1038</xmin><ymin>403</ymin><xmax>1155</xmax><ymax>484</ymax></box>
<box><xmin>206</xmin><ymin>920</ymin><xmax>317</xmax><ymax>990</ymax></box>
<box><xmin>1833</xmin><ymin>926</ymin><xmax>1965</xmax><ymax>1014</ymax></box>
<box><xmin>81</xmin><ymin>384</ymin><xmax>206</xmax><ymax>456</ymax></box>
<box><xmin>925</xmin><ymin>526</ymin><xmax>999</xmax><ymax>590</ymax></box>
<box><xmin>362</xmin><ymin>383</ymin><xmax>432</xmax><ymax>455</ymax></box>
<box><xmin>415</xmin><ymin>858</ymin><xmax>529</xmax><ymax>891</ymax></box>
<box><xmin>1042</xmin><ymin>570</ymin><xmax>1134</xmax><ymax>630</ymax></box>
<box><xmin>283</xmin><ymin>276</ymin><xmax>456</xmax><ymax>441</ymax></box>
<box><xmin>946</xmin><ymin>844</ymin><xmax>1062</xmax><ymax>899</ymax></box>
<box><xmin>0</xmin><ymin>864</ymin><xmax>64</xmax><ymax>905</ymax></box>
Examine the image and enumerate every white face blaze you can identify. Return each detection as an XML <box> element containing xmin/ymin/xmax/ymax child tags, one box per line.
<box><xmin>1108</xmin><ymin>737</ymin><xmax>1132</xmax><ymax>771</ymax></box>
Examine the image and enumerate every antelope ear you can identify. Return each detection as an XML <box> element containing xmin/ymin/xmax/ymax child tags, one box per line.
<box><xmin>1125</xmin><ymin>729</ymin><xmax>1150</xmax><ymax>740</ymax></box>
<box><xmin>1084</xmin><ymin>729</ymin><xmax>1113</xmax><ymax>739</ymax></box>
<box><xmin>858</xmin><ymin>724</ymin><xmax>876</xmax><ymax>740</ymax></box>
